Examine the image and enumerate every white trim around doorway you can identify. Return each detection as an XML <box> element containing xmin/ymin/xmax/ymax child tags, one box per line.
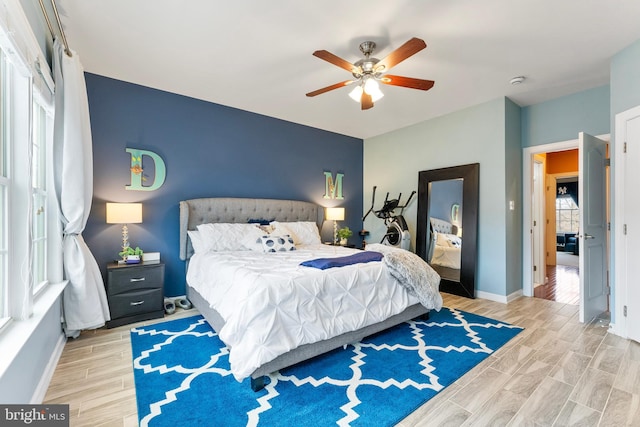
<box><xmin>522</xmin><ymin>134</ymin><xmax>610</xmax><ymax>300</ymax></box>
<box><xmin>522</xmin><ymin>139</ymin><xmax>579</xmax><ymax>297</ymax></box>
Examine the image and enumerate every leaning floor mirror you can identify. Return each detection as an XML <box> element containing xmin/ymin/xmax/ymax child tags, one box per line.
<box><xmin>416</xmin><ymin>163</ymin><xmax>479</xmax><ymax>298</ymax></box>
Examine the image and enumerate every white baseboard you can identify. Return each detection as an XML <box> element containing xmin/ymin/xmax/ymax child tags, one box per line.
<box><xmin>507</xmin><ymin>289</ymin><xmax>524</xmax><ymax>303</ymax></box>
<box><xmin>31</xmin><ymin>331</ymin><xmax>66</xmax><ymax>404</ymax></box>
<box><xmin>475</xmin><ymin>289</ymin><xmax>523</xmax><ymax>304</ymax></box>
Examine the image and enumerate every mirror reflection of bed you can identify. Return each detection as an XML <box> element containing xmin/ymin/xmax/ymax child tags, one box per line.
<box><xmin>417</xmin><ymin>163</ymin><xmax>479</xmax><ymax>299</ymax></box>
<box><xmin>428</xmin><ymin>215</ymin><xmax>462</xmax><ymax>282</ymax></box>
<box><xmin>426</xmin><ymin>179</ymin><xmax>463</xmax><ymax>282</ymax></box>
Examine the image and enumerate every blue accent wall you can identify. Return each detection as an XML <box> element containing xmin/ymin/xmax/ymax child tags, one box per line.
<box><xmin>428</xmin><ymin>179</ymin><xmax>463</xmax><ymax>224</ymax></box>
<box><xmin>83</xmin><ymin>73</ymin><xmax>363</xmax><ymax>297</ymax></box>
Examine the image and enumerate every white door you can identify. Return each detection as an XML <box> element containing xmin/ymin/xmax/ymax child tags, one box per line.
<box><xmin>579</xmin><ymin>132</ymin><xmax>608</xmax><ymax>323</ymax></box>
<box><xmin>624</xmin><ymin>114</ymin><xmax>640</xmax><ymax>342</ymax></box>
<box><xmin>533</xmin><ymin>161</ymin><xmax>545</xmax><ymax>285</ymax></box>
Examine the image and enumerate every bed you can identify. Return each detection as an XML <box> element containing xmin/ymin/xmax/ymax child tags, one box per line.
<box><xmin>428</xmin><ymin>217</ymin><xmax>461</xmax><ymax>270</ymax></box>
<box><xmin>179</xmin><ymin>197</ymin><xmax>436</xmax><ymax>391</ymax></box>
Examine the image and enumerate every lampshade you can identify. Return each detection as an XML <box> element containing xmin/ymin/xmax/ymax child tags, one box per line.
<box><xmin>363</xmin><ymin>78</ymin><xmax>384</xmax><ymax>102</ymax></box>
<box><xmin>106</xmin><ymin>203</ymin><xmax>143</xmax><ymax>224</ymax></box>
<box><xmin>325</xmin><ymin>207</ymin><xmax>345</xmax><ymax>221</ymax></box>
<box><xmin>348</xmin><ymin>85</ymin><xmax>363</xmax><ymax>102</ymax></box>
<box><xmin>349</xmin><ymin>79</ymin><xmax>384</xmax><ymax>103</ymax></box>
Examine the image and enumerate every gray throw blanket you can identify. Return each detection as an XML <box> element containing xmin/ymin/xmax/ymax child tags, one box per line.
<box><xmin>366</xmin><ymin>244</ymin><xmax>443</xmax><ymax>311</ymax></box>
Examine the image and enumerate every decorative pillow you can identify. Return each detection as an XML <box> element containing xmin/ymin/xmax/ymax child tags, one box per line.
<box><xmin>248</xmin><ymin>218</ymin><xmax>275</xmax><ymax>234</ymax></box>
<box><xmin>243</xmin><ymin>234</ymin><xmax>268</xmax><ymax>252</ymax></box>
<box><xmin>437</xmin><ymin>233</ymin><xmax>461</xmax><ymax>248</ymax></box>
<box><xmin>260</xmin><ymin>234</ymin><xmax>296</xmax><ymax>252</ymax></box>
<box><xmin>187</xmin><ymin>230</ymin><xmax>206</xmax><ymax>253</ymax></box>
<box><xmin>196</xmin><ymin>223</ymin><xmax>264</xmax><ymax>252</ymax></box>
<box><xmin>270</xmin><ymin>221</ymin><xmax>321</xmax><ymax>245</ymax></box>
<box><xmin>248</xmin><ymin>218</ymin><xmax>274</xmax><ymax>226</ymax></box>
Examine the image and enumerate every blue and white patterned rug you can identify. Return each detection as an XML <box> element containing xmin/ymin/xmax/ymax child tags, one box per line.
<box><xmin>130</xmin><ymin>307</ymin><xmax>523</xmax><ymax>427</ymax></box>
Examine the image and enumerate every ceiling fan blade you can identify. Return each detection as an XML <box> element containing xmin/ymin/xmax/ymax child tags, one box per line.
<box><xmin>380</xmin><ymin>75</ymin><xmax>435</xmax><ymax>91</ymax></box>
<box><xmin>313</xmin><ymin>50</ymin><xmax>360</xmax><ymax>74</ymax></box>
<box><xmin>306</xmin><ymin>80</ymin><xmax>355</xmax><ymax>97</ymax></box>
<box><xmin>375</xmin><ymin>38</ymin><xmax>427</xmax><ymax>73</ymax></box>
<box><xmin>361</xmin><ymin>92</ymin><xmax>374</xmax><ymax>110</ymax></box>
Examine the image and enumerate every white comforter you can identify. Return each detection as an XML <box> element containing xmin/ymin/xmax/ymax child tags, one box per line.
<box><xmin>431</xmin><ymin>244</ymin><xmax>461</xmax><ymax>269</ymax></box>
<box><xmin>186</xmin><ymin>244</ymin><xmax>419</xmax><ymax>381</ymax></box>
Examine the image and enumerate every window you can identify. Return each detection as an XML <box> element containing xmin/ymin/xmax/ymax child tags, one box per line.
<box><xmin>32</xmin><ymin>100</ymin><xmax>50</xmax><ymax>294</ymax></box>
<box><xmin>556</xmin><ymin>196</ymin><xmax>579</xmax><ymax>233</ymax></box>
<box><xmin>0</xmin><ymin>49</ymin><xmax>9</xmax><ymax>323</ymax></box>
<box><xmin>0</xmin><ymin>10</ymin><xmax>56</xmax><ymax>328</ymax></box>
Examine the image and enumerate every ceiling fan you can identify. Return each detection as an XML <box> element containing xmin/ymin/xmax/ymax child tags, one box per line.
<box><xmin>306</xmin><ymin>37</ymin><xmax>435</xmax><ymax>110</ymax></box>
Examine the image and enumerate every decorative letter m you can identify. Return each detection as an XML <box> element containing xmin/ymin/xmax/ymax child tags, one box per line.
<box><xmin>323</xmin><ymin>171</ymin><xmax>344</xmax><ymax>200</ymax></box>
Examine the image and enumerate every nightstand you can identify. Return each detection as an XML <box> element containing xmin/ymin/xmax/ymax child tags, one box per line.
<box><xmin>105</xmin><ymin>261</ymin><xmax>165</xmax><ymax>328</ymax></box>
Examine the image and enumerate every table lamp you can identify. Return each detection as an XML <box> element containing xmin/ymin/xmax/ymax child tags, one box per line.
<box><xmin>325</xmin><ymin>207</ymin><xmax>345</xmax><ymax>245</ymax></box>
<box><xmin>106</xmin><ymin>202</ymin><xmax>143</xmax><ymax>258</ymax></box>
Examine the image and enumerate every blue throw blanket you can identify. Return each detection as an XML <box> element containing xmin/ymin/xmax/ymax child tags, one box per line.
<box><xmin>300</xmin><ymin>251</ymin><xmax>383</xmax><ymax>270</ymax></box>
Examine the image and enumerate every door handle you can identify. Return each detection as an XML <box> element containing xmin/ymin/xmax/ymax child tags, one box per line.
<box><xmin>583</xmin><ymin>234</ymin><xmax>595</xmax><ymax>239</ymax></box>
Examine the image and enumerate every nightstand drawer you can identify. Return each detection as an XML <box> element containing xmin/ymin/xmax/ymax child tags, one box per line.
<box><xmin>109</xmin><ymin>288</ymin><xmax>163</xmax><ymax>319</ymax></box>
<box><xmin>107</xmin><ymin>265</ymin><xmax>164</xmax><ymax>295</ymax></box>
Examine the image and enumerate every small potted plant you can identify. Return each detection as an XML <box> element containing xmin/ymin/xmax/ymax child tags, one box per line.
<box><xmin>337</xmin><ymin>227</ymin><xmax>353</xmax><ymax>246</ymax></box>
<box><xmin>119</xmin><ymin>246</ymin><xmax>144</xmax><ymax>264</ymax></box>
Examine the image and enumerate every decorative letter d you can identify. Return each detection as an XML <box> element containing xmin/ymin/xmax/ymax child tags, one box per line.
<box><xmin>125</xmin><ymin>148</ymin><xmax>166</xmax><ymax>191</ymax></box>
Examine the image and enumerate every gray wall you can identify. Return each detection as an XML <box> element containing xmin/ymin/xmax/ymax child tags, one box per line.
<box><xmin>521</xmin><ymin>85</ymin><xmax>610</xmax><ymax>148</ymax></box>
<box><xmin>364</xmin><ymin>98</ymin><xmax>510</xmax><ymax>297</ymax></box>
<box><xmin>611</xmin><ymin>39</ymin><xmax>640</xmax><ymax>120</ymax></box>
<box><xmin>505</xmin><ymin>98</ymin><xmax>523</xmax><ymax>296</ymax></box>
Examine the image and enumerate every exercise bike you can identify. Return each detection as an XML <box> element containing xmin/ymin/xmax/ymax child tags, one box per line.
<box><xmin>362</xmin><ymin>186</ymin><xmax>416</xmax><ymax>250</ymax></box>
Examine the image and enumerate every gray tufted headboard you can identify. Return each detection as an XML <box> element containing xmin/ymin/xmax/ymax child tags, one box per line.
<box><xmin>429</xmin><ymin>217</ymin><xmax>454</xmax><ymax>235</ymax></box>
<box><xmin>179</xmin><ymin>197</ymin><xmax>323</xmax><ymax>261</ymax></box>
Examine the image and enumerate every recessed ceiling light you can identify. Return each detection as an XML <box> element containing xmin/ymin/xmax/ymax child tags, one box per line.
<box><xmin>510</xmin><ymin>76</ymin><xmax>526</xmax><ymax>85</ymax></box>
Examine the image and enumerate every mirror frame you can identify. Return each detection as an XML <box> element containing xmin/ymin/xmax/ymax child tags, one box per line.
<box><xmin>416</xmin><ymin>163</ymin><xmax>479</xmax><ymax>298</ymax></box>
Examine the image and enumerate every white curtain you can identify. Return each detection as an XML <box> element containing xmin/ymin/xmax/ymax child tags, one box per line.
<box><xmin>52</xmin><ymin>39</ymin><xmax>110</xmax><ymax>338</ymax></box>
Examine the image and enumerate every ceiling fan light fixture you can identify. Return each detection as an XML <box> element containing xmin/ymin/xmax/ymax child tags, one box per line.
<box><xmin>349</xmin><ymin>85</ymin><xmax>363</xmax><ymax>102</ymax></box>
<box><xmin>364</xmin><ymin>79</ymin><xmax>384</xmax><ymax>102</ymax></box>
<box><xmin>308</xmin><ymin>37</ymin><xmax>432</xmax><ymax>109</ymax></box>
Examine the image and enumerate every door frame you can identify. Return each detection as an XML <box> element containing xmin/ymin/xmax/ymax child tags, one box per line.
<box><xmin>523</xmin><ymin>139</ymin><xmax>578</xmax><ymax>297</ymax></box>
<box><xmin>612</xmin><ymin>106</ymin><xmax>640</xmax><ymax>338</ymax></box>
<box><xmin>522</xmin><ymin>135</ymin><xmax>610</xmax><ymax>299</ymax></box>
<box><xmin>532</xmin><ymin>159</ymin><xmax>545</xmax><ymax>286</ymax></box>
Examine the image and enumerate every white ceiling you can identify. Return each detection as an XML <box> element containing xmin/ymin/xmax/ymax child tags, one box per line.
<box><xmin>56</xmin><ymin>0</ymin><xmax>640</xmax><ymax>139</ymax></box>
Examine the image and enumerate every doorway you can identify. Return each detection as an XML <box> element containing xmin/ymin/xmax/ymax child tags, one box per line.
<box><xmin>533</xmin><ymin>153</ymin><xmax>580</xmax><ymax>305</ymax></box>
<box><xmin>523</xmin><ymin>134</ymin><xmax>610</xmax><ymax>322</ymax></box>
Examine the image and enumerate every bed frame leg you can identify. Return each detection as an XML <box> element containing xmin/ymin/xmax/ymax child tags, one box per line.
<box><xmin>251</xmin><ymin>376</ymin><xmax>265</xmax><ymax>392</ymax></box>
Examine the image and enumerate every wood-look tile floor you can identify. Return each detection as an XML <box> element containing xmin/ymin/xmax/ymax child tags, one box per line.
<box><xmin>43</xmin><ymin>294</ymin><xmax>640</xmax><ymax>427</ymax></box>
